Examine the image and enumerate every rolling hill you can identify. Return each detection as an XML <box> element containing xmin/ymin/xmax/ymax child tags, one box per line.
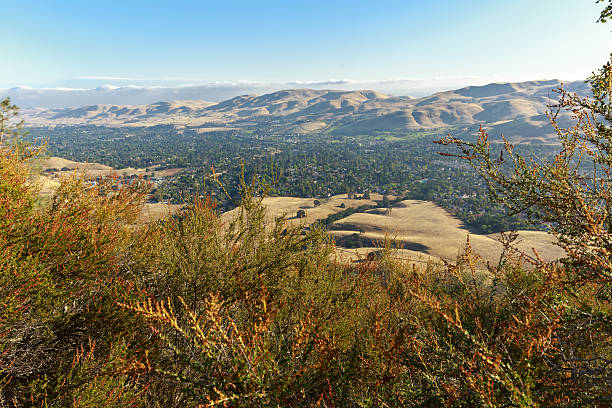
<box><xmin>36</xmin><ymin>156</ymin><xmax>564</xmax><ymax>265</ymax></box>
<box><xmin>222</xmin><ymin>194</ymin><xmax>563</xmax><ymax>265</ymax></box>
<box><xmin>19</xmin><ymin>79</ymin><xmax>589</xmax><ymax>141</ymax></box>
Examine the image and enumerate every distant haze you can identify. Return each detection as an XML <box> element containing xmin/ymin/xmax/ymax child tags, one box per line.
<box><xmin>0</xmin><ymin>77</ymin><xmax>570</xmax><ymax>108</ymax></box>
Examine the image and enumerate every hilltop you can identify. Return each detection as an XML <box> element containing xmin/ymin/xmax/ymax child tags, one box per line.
<box><xmin>19</xmin><ymin>80</ymin><xmax>588</xmax><ymax>141</ymax></box>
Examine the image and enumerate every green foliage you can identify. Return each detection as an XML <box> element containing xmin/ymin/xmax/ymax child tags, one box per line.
<box><xmin>433</xmin><ymin>7</ymin><xmax>612</xmax><ymax>402</ymax></box>
<box><xmin>27</xmin><ymin>341</ymin><xmax>141</xmax><ymax>408</ymax></box>
<box><xmin>127</xmin><ymin>177</ymin><xmax>361</xmax><ymax>406</ymax></box>
<box><xmin>30</xmin><ymin>123</ymin><xmax>544</xmax><ymax>232</ymax></box>
<box><xmin>319</xmin><ymin>204</ymin><xmax>374</xmax><ymax>227</ymax></box>
<box><xmin>597</xmin><ymin>0</ymin><xmax>612</xmax><ymax>23</ymax></box>
<box><xmin>0</xmin><ymin>97</ymin><xmax>149</xmax><ymax>405</ymax></box>
<box><xmin>0</xmin><ymin>98</ymin><xmax>23</xmax><ymax>146</ymax></box>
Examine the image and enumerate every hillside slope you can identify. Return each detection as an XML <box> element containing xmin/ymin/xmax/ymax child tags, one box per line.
<box><xmin>20</xmin><ymin>80</ymin><xmax>589</xmax><ymax>141</ymax></box>
<box><xmin>222</xmin><ymin>194</ymin><xmax>564</xmax><ymax>265</ymax></box>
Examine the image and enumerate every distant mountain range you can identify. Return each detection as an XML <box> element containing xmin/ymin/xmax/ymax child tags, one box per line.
<box><xmin>19</xmin><ymin>80</ymin><xmax>589</xmax><ymax>141</ymax></box>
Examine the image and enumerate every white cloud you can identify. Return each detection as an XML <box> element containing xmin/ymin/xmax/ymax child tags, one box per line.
<box><xmin>0</xmin><ymin>75</ymin><xmax>563</xmax><ymax>108</ymax></box>
<box><xmin>77</xmin><ymin>76</ymin><xmax>141</xmax><ymax>81</ymax></box>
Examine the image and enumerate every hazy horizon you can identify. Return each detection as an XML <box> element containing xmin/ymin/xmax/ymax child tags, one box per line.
<box><xmin>1</xmin><ymin>77</ymin><xmax>580</xmax><ymax>108</ymax></box>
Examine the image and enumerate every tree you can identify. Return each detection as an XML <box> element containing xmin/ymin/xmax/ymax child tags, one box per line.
<box><xmin>0</xmin><ymin>98</ymin><xmax>21</xmax><ymax>145</ymax></box>
<box><xmin>296</xmin><ymin>209</ymin><xmax>306</xmax><ymax>218</ymax></box>
<box><xmin>434</xmin><ymin>2</ymin><xmax>612</xmax><ymax>399</ymax></box>
<box><xmin>597</xmin><ymin>0</ymin><xmax>612</xmax><ymax>22</ymax></box>
<box><xmin>382</xmin><ymin>194</ymin><xmax>390</xmax><ymax>208</ymax></box>
<box><xmin>0</xmin><ymin>100</ymin><xmax>148</xmax><ymax>404</ymax></box>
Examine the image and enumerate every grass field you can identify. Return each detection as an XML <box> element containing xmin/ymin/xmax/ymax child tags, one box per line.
<box><xmin>221</xmin><ymin>193</ymin><xmax>383</xmax><ymax>226</ymax></box>
<box><xmin>222</xmin><ymin>195</ymin><xmax>564</xmax><ymax>266</ymax></box>
<box><xmin>40</xmin><ymin>156</ymin><xmax>182</xmax><ymax>178</ymax></box>
<box><xmin>328</xmin><ymin>199</ymin><xmax>563</xmax><ymax>264</ymax></box>
<box><xmin>141</xmin><ymin>202</ymin><xmax>183</xmax><ymax>221</ymax></box>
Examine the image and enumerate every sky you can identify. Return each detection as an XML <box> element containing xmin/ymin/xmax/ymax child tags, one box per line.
<box><xmin>1</xmin><ymin>0</ymin><xmax>611</xmax><ymax>105</ymax></box>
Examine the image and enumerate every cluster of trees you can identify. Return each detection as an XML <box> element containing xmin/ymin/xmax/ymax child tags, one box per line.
<box><xmin>29</xmin><ymin>122</ymin><xmax>555</xmax><ymax>232</ymax></box>
<box><xmin>318</xmin><ymin>204</ymin><xmax>375</xmax><ymax>228</ymax></box>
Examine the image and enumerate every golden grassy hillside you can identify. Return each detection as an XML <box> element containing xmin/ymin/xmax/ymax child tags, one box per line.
<box><xmin>18</xmin><ymin>81</ymin><xmax>589</xmax><ymax>140</ymax></box>
<box><xmin>222</xmin><ymin>195</ymin><xmax>564</xmax><ymax>265</ymax></box>
<box><xmin>221</xmin><ymin>193</ymin><xmax>383</xmax><ymax>226</ymax></box>
<box><xmin>328</xmin><ymin>200</ymin><xmax>563</xmax><ymax>264</ymax></box>
<box><xmin>34</xmin><ymin>162</ymin><xmax>564</xmax><ymax>265</ymax></box>
<box><xmin>140</xmin><ymin>202</ymin><xmax>183</xmax><ymax>222</ymax></box>
<box><xmin>41</xmin><ymin>156</ymin><xmax>182</xmax><ymax>178</ymax></box>
<box><xmin>37</xmin><ymin>157</ymin><xmax>182</xmax><ymax>221</ymax></box>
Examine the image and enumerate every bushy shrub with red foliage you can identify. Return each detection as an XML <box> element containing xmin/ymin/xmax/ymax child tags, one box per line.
<box><xmin>0</xmin><ymin>99</ymin><xmax>149</xmax><ymax>406</ymax></box>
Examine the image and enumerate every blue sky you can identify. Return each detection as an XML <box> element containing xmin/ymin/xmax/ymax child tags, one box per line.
<box><xmin>1</xmin><ymin>0</ymin><xmax>611</xmax><ymax>90</ymax></box>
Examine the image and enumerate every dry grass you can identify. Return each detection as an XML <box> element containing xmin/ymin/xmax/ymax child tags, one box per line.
<box><xmin>34</xmin><ymin>175</ymin><xmax>60</xmax><ymax>198</ymax></box>
<box><xmin>289</xmin><ymin>121</ymin><xmax>328</xmax><ymax>133</ymax></box>
<box><xmin>333</xmin><ymin>245</ymin><xmax>441</xmax><ymax>265</ymax></box>
<box><xmin>222</xmin><ymin>196</ymin><xmax>564</xmax><ymax>265</ymax></box>
<box><xmin>222</xmin><ymin>193</ymin><xmax>383</xmax><ymax>226</ymax></box>
<box><xmin>42</xmin><ymin>157</ymin><xmax>113</xmax><ymax>173</ymax></box>
<box><xmin>329</xmin><ymin>199</ymin><xmax>563</xmax><ymax>264</ymax></box>
<box><xmin>41</xmin><ymin>157</ymin><xmax>183</xmax><ymax>178</ymax></box>
<box><xmin>140</xmin><ymin>202</ymin><xmax>183</xmax><ymax>222</ymax></box>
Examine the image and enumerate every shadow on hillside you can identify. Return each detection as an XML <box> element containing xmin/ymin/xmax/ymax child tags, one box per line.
<box><xmin>335</xmin><ymin>233</ymin><xmax>430</xmax><ymax>253</ymax></box>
